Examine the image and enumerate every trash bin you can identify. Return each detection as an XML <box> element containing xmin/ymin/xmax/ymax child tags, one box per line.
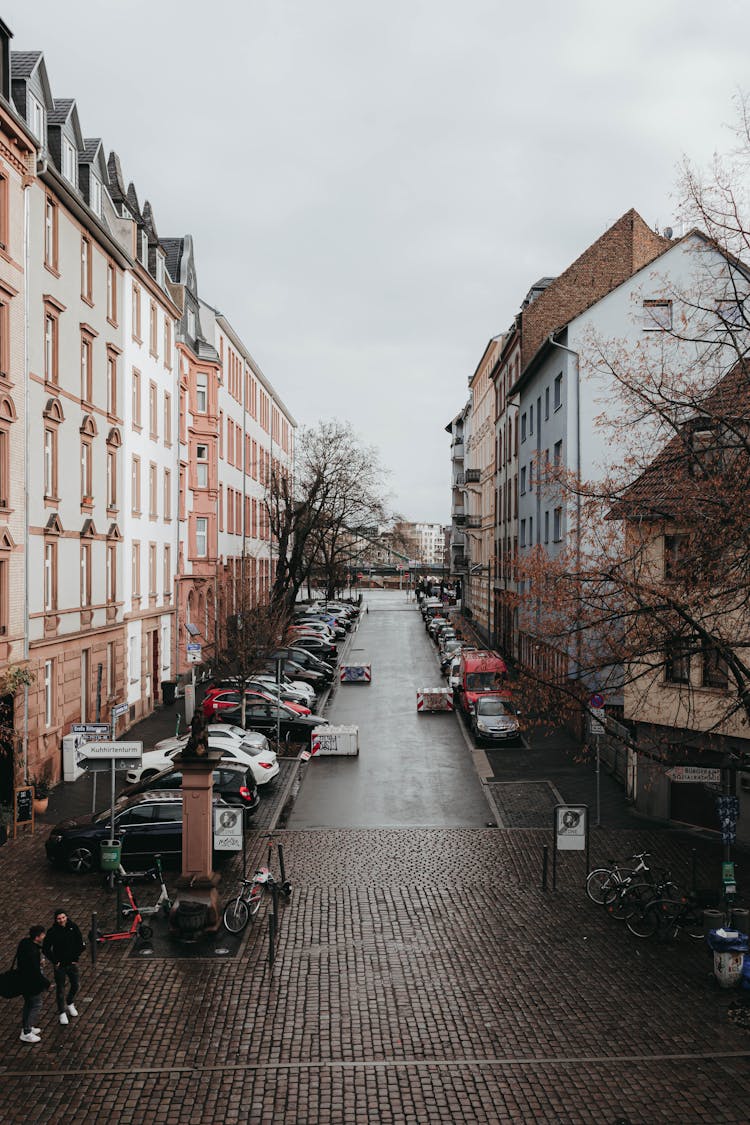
<box><xmin>161</xmin><ymin>680</ymin><xmax>176</xmax><ymax>706</ymax></box>
<box><xmin>703</xmin><ymin>909</ymin><xmax>723</xmax><ymax>937</ymax></box>
<box><xmin>732</xmin><ymin>908</ymin><xmax>750</xmax><ymax>932</ymax></box>
<box><xmin>99</xmin><ymin>841</ymin><xmax>121</xmax><ymax>872</ymax></box>
<box><xmin>706</xmin><ymin>928</ymin><xmax>748</xmax><ymax>989</ymax></box>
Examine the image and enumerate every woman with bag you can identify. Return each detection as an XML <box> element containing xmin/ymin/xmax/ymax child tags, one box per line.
<box><xmin>17</xmin><ymin>924</ymin><xmax>50</xmax><ymax>1044</ymax></box>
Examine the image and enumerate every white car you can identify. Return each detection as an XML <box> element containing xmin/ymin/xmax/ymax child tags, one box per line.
<box><xmin>125</xmin><ymin>725</ymin><xmax>279</xmax><ymax>787</ymax></box>
<box><xmin>249</xmin><ymin>675</ymin><xmax>316</xmax><ymax>708</ymax></box>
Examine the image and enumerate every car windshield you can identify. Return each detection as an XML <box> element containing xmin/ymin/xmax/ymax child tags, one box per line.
<box><xmin>214</xmin><ymin>725</ymin><xmax>245</xmax><ymax>738</ymax></box>
<box><xmin>466</xmin><ymin>671</ymin><xmax>506</xmax><ymax>691</ymax></box>
<box><xmin>477</xmin><ymin>698</ymin><xmax>513</xmax><ymax>717</ymax></box>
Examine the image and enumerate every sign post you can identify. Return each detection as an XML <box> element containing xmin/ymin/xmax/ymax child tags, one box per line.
<box><xmin>552</xmin><ymin>804</ymin><xmax>589</xmax><ymax>889</ymax></box>
<box><xmin>589</xmin><ymin>694</ymin><xmax>605</xmax><ymax>827</ymax></box>
<box><xmin>81</xmin><ymin>739</ymin><xmax>142</xmax><ymax>847</ymax></box>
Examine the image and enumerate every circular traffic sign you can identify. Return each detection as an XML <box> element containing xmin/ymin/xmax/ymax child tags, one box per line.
<box><xmin>589</xmin><ymin>692</ymin><xmax>604</xmax><ymax>709</ymax></box>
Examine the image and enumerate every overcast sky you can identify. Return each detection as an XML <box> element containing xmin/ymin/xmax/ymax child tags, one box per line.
<box><xmin>7</xmin><ymin>1</ymin><xmax>750</xmax><ymax>522</ymax></box>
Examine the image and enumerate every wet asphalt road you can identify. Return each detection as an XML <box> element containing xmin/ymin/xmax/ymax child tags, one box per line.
<box><xmin>288</xmin><ymin>589</ymin><xmax>493</xmax><ymax>828</ymax></box>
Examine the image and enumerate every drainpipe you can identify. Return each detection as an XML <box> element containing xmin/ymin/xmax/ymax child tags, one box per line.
<box><xmin>547</xmin><ymin>335</ymin><xmax>582</xmax><ymax>678</ymax></box>
<box><xmin>22</xmin><ymin>167</ymin><xmax>33</xmax><ymax>782</ymax></box>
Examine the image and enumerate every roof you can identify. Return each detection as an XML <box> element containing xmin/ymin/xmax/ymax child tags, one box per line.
<box><xmin>49</xmin><ymin>97</ymin><xmax>74</xmax><ymax>125</ymax></box>
<box><xmin>161</xmin><ymin>237</ymin><xmax>184</xmax><ymax>284</ymax></box>
<box><xmin>10</xmin><ymin>50</ymin><xmax>41</xmax><ymax>79</ymax></box>
<box><xmin>81</xmin><ymin>137</ymin><xmax>101</xmax><ymax>162</ymax></box>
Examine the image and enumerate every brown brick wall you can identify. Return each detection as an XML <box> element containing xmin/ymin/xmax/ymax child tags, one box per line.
<box><xmin>520</xmin><ymin>209</ymin><xmax>671</xmax><ymax>369</ymax></box>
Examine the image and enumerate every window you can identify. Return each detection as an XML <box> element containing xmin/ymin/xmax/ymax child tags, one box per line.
<box><xmin>131</xmin><ymin>456</ymin><xmax>141</xmax><ymax>514</ymax></box>
<box><xmin>664</xmin><ymin>533</ymin><xmax>690</xmax><ymax>580</ymax></box>
<box><xmin>553</xmin><ymin>440</ymin><xmax>563</xmax><ymax>467</ymax></box>
<box><xmin>80</xmin><ymin>336</ymin><xmax>92</xmax><ymax>402</ymax></box>
<box><xmin>156</xmin><ymin>254</ymin><xmax>165</xmax><ymax>287</ymax></box>
<box><xmin>44</xmin><ymin>659</ymin><xmax>54</xmax><ymax>728</ymax></box>
<box><xmin>80</xmin><ymin>542</ymin><xmax>91</xmax><ymax>606</ymax></box>
<box><xmin>44</xmin><ymin>541</ymin><xmax>57</xmax><ymax>611</ymax></box>
<box><xmin>163</xmin><ymin>469</ymin><xmax>171</xmax><ymax>519</ymax></box>
<box><xmin>0</xmin><ymin>428</ymin><xmax>8</xmax><ymax>508</ymax></box>
<box><xmin>196</xmin><ymin>443</ymin><xmax>208</xmax><ymax>487</ymax></box>
<box><xmin>163</xmin><ymin>545</ymin><xmax>171</xmax><ymax>600</ymax></box>
<box><xmin>90</xmin><ymin>174</ymin><xmax>102</xmax><ymax>218</ymax></box>
<box><xmin>80</xmin><ymin>440</ymin><xmax>92</xmax><ymax>500</ymax></box>
<box><xmin>529</xmin><ymin>461</ymin><xmax>534</xmax><ymax>492</ymax></box>
<box><xmin>544</xmin><ymin>510</ymin><xmax>549</xmax><ymax>544</ymax></box>
<box><xmin>44</xmin><ymin>313</ymin><xmax>58</xmax><ymax>383</ymax></box>
<box><xmin>529</xmin><ymin>404</ymin><xmax>534</xmax><ymax>435</ymax></box>
<box><xmin>107</xmin><ymin>640</ymin><xmax>115</xmax><ymax>695</ymax></box>
<box><xmin>529</xmin><ymin>515</ymin><xmax>533</xmax><ymax>543</ymax></box>
<box><xmin>148</xmin><ymin>543</ymin><xmax>157</xmax><ymax>595</ymax></box>
<box><xmin>149</xmin><ymin>382</ymin><xmax>158</xmax><ymax>439</ymax></box>
<box><xmin>62</xmin><ymin>138</ymin><xmax>77</xmax><ymax>186</ymax></box>
<box><xmin>0</xmin><ymin>556</ymin><xmax>8</xmax><ymax>637</ymax></box>
<box><xmin>521</xmin><ymin>413</ymin><xmax>527</xmax><ymax>442</ymax></box>
<box><xmin>132</xmin><ymin>369</ymin><xmax>141</xmax><ymax>427</ymax></box>
<box><xmin>106</xmin><ymin>544</ymin><xmax>116</xmax><ymax>603</ymax></box>
<box><xmin>129</xmin><ymin>635</ymin><xmax>138</xmax><ymax>681</ymax></box>
<box><xmin>665</xmin><ymin>638</ymin><xmax>691</xmax><ymax>684</ymax></box>
<box><xmin>520</xmin><ymin>466</ymin><xmax>526</xmax><ymax>494</ymax></box>
<box><xmin>140</xmin><ymin>230</ymin><xmax>149</xmax><ymax>266</ymax></box>
<box><xmin>80</xmin><ymin>237</ymin><xmax>92</xmax><ymax>301</ymax></box>
<box><xmin>196</xmin><ymin>372</ymin><xmax>208</xmax><ymax>413</ymax></box>
<box><xmin>187</xmin><ymin>309</ymin><xmax>196</xmax><ymax>338</ymax></box>
<box><xmin>164</xmin><ymin>392</ymin><xmax>172</xmax><ymax>445</ymax></box>
<box><xmin>107</xmin><ymin>449</ymin><xmax>117</xmax><ymax>509</ymax></box>
<box><xmin>195</xmin><ymin>517</ymin><xmax>208</xmax><ymax>557</ymax></box>
<box><xmin>520</xmin><ymin>519</ymin><xmax>526</xmax><ymax>548</ymax></box>
<box><xmin>643</xmin><ymin>299</ymin><xmax>672</xmax><ymax>331</ymax></box>
<box><xmin>702</xmin><ymin>646</ymin><xmax>729</xmax><ymax>689</ymax></box>
<box><xmin>29</xmin><ymin>94</ymin><xmax>45</xmax><ymax>140</ymax></box>
<box><xmin>44</xmin><ymin>427</ymin><xmax>57</xmax><ymax>499</ymax></box>
<box><xmin>107</xmin><ymin>351</ymin><xmax>118</xmax><ymax>416</ymax></box>
<box><xmin>554</xmin><ymin>373</ymin><xmax>563</xmax><ymax>410</ymax></box>
<box><xmin>149</xmin><ymin>463</ymin><xmax>157</xmax><ymax>518</ymax></box>
<box><xmin>149</xmin><ymin>302</ymin><xmax>158</xmax><ymax>357</ymax></box>
<box><xmin>164</xmin><ymin>318</ymin><xmax>172</xmax><ymax>368</ymax></box>
<box><xmin>107</xmin><ymin>264</ymin><xmax>117</xmax><ymax>323</ymax></box>
<box><xmin>553</xmin><ymin>507</ymin><xmax>563</xmax><ymax>542</ymax></box>
<box><xmin>132</xmin><ymin>542</ymin><xmax>141</xmax><ymax>597</ymax></box>
<box><xmin>545</xmin><ymin>386</ymin><xmax>550</xmax><ymax>420</ymax></box>
<box><xmin>44</xmin><ymin>198</ymin><xmax>57</xmax><ymax>268</ymax></box>
<box><xmin>132</xmin><ymin>284</ymin><xmax>141</xmax><ymax>341</ymax></box>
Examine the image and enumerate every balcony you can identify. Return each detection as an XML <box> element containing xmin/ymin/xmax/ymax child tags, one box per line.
<box><xmin>454</xmin><ymin>514</ymin><xmax>467</xmax><ymax>526</ymax></box>
<box><xmin>452</xmin><ymin>552</ymin><xmax>469</xmax><ymax>572</ymax></box>
<box><xmin>466</xmin><ymin>515</ymin><xmax>482</xmax><ymax>528</ymax></box>
<box><xmin>452</xmin><ymin>441</ymin><xmax>465</xmax><ymax>459</ymax></box>
<box><xmin>465</xmin><ymin>468</ymin><xmax>480</xmax><ymax>483</ymax></box>
<box><xmin>454</xmin><ymin>471</ymin><xmax>465</xmax><ymax>486</ymax></box>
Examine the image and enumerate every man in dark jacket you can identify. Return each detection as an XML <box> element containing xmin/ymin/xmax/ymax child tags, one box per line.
<box><xmin>17</xmin><ymin>924</ymin><xmax>49</xmax><ymax>1043</ymax></box>
<box><xmin>43</xmin><ymin>909</ymin><xmax>85</xmax><ymax>1025</ymax></box>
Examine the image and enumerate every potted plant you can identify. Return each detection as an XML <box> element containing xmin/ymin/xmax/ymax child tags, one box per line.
<box><xmin>0</xmin><ymin>803</ymin><xmax>11</xmax><ymax>845</ymax></box>
<box><xmin>29</xmin><ymin>771</ymin><xmax>51</xmax><ymax>815</ymax></box>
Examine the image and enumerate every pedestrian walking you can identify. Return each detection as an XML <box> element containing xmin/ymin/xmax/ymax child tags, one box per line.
<box><xmin>43</xmin><ymin>909</ymin><xmax>85</xmax><ymax>1025</ymax></box>
<box><xmin>17</xmin><ymin>924</ymin><xmax>50</xmax><ymax>1044</ymax></box>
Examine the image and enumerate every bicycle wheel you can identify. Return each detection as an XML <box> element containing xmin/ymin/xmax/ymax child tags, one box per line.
<box><xmin>626</xmin><ymin>899</ymin><xmax>661</xmax><ymax>939</ymax></box>
<box><xmin>138</xmin><ymin>922</ymin><xmax>153</xmax><ymax>941</ymax></box>
<box><xmin>608</xmin><ymin>882</ymin><xmax>653</xmax><ymax>921</ymax></box>
<box><xmin>223</xmin><ymin>897</ymin><xmax>249</xmax><ymax>933</ymax></box>
<box><xmin>586</xmin><ymin>868</ymin><xmax>621</xmax><ymax>905</ymax></box>
<box><xmin>682</xmin><ymin>905</ymin><xmax>706</xmax><ymax>941</ymax></box>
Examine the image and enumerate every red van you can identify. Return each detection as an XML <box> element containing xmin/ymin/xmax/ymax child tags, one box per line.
<box><xmin>455</xmin><ymin>650</ymin><xmax>510</xmax><ymax>714</ymax></box>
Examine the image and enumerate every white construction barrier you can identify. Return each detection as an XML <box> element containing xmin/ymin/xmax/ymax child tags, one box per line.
<box><xmin>311</xmin><ymin>725</ymin><xmax>360</xmax><ymax>756</ymax></box>
<box><xmin>340</xmin><ymin>663</ymin><xmax>371</xmax><ymax>683</ymax></box>
<box><xmin>416</xmin><ymin>688</ymin><xmax>454</xmax><ymax>713</ymax></box>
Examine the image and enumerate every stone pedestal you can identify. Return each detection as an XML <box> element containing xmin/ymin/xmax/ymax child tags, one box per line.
<box><xmin>170</xmin><ymin>748</ymin><xmax>223</xmax><ymax>938</ymax></box>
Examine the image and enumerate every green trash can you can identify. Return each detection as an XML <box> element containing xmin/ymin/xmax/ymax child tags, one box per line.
<box><xmin>100</xmin><ymin>841</ymin><xmax>122</xmax><ymax>872</ymax></box>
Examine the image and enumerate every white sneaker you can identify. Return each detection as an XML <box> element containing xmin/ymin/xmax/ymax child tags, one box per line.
<box><xmin>66</xmin><ymin>1004</ymin><xmax>78</xmax><ymax>1017</ymax></box>
<box><xmin>30</xmin><ymin>1027</ymin><xmax>41</xmax><ymax>1034</ymax></box>
<box><xmin>20</xmin><ymin>1031</ymin><xmax>40</xmax><ymax>1043</ymax></box>
<box><xmin>59</xmin><ymin>1012</ymin><xmax>69</xmax><ymax>1025</ymax></box>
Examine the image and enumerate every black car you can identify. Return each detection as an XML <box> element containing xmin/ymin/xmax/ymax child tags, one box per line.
<box><xmin>263</xmin><ymin>657</ymin><xmax>328</xmax><ymax>688</ymax></box>
<box><xmin>119</xmin><ymin>763</ymin><xmax>260</xmax><ymax>814</ymax></box>
<box><xmin>45</xmin><ymin>791</ymin><xmax>235</xmax><ymax>874</ymax></box>
<box><xmin>285</xmin><ymin>634</ymin><xmax>338</xmax><ymax>661</ymax></box>
<box><xmin>271</xmin><ymin>647</ymin><xmax>335</xmax><ymax>679</ymax></box>
<box><xmin>218</xmin><ymin>700</ymin><xmax>329</xmax><ymax>743</ymax></box>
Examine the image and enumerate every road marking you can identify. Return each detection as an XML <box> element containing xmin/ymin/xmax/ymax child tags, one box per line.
<box><xmin>2</xmin><ymin>1048</ymin><xmax>749</xmax><ymax>1080</ymax></box>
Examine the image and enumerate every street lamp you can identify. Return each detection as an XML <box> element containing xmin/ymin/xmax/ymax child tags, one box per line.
<box><xmin>470</xmin><ymin>563</ymin><xmax>492</xmax><ymax>648</ymax></box>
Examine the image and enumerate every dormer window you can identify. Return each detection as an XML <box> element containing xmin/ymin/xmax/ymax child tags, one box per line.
<box><xmin>29</xmin><ymin>94</ymin><xmax>45</xmax><ymax>141</ymax></box>
<box><xmin>90</xmin><ymin>174</ymin><xmax>102</xmax><ymax>218</ymax></box>
<box><xmin>187</xmin><ymin>309</ymin><xmax>196</xmax><ymax>338</ymax></box>
<box><xmin>156</xmin><ymin>255</ymin><xmax>165</xmax><ymax>287</ymax></box>
<box><xmin>62</xmin><ymin>138</ymin><xmax>77</xmax><ymax>187</ymax></box>
<box><xmin>140</xmin><ymin>230</ymin><xmax>148</xmax><ymax>266</ymax></box>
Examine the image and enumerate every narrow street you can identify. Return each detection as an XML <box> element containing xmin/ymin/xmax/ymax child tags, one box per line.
<box><xmin>0</xmin><ymin>593</ymin><xmax>749</xmax><ymax>1123</ymax></box>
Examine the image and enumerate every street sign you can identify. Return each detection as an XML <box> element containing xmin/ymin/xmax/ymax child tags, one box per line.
<box><xmin>666</xmin><ymin>766</ymin><xmax>721</xmax><ymax>783</ymax></box>
<box><xmin>555</xmin><ymin>805</ymin><xmax>587</xmax><ymax>851</ymax></box>
<box><xmin>84</xmin><ymin>758</ymin><xmax>138</xmax><ymax>772</ymax></box>
<box><xmin>80</xmin><ymin>741</ymin><xmax>142</xmax><ymax>759</ymax></box>
<box><xmin>72</xmin><ymin>723</ymin><xmax>111</xmax><ymax>734</ymax></box>
<box><xmin>112</xmin><ymin>703</ymin><xmax>129</xmax><ymax>718</ymax></box>
<box><xmin>213</xmin><ymin>806</ymin><xmax>242</xmax><ymax>851</ymax></box>
<box><xmin>589</xmin><ymin>707</ymin><xmax>605</xmax><ymax>735</ymax></box>
<box><xmin>589</xmin><ymin>692</ymin><xmax>604</xmax><ymax>709</ymax></box>
<box><xmin>186</xmin><ymin>642</ymin><xmax>201</xmax><ymax>664</ymax></box>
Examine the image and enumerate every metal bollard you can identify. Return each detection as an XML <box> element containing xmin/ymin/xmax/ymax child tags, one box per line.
<box><xmin>691</xmin><ymin>848</ymin><xmax>697</xmax><ymax>893</ymax></box>
<box><xmin>278</xmin><ymin>843</ymin><xmax>287</xmax><ymax>886</ymax></box>
<box><xmin>542</xmin><ymin>846</ymin><xmax>548</xmax><ymax>892</ymax></box>
<box><xmin>268</xmin><ymin>914</ymin><xmax>276</xmax><ymax>966</ymax></box>
<box><xmin>90</xmin><ymin>913</ymin><xmax>97</xmax><ymax>965</ymax></box>
<box><xmin>272</xmin><ymin>883</ymin><xmax>279</xmax><ymax>929</ymax></box>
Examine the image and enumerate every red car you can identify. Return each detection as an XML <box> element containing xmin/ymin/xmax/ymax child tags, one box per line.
<box><xmin>202</xmin><ymin>688</ymin><xmax>310</xmax><ymax>720</ymax></box>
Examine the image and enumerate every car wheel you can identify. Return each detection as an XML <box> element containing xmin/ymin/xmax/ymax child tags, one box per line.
<box><xmin>66</xmin><ymin>845</ymin><xmax>95</xmax><ymax>875</ymax></box>
<box><xmin>140</xmin><ymin>769</ymin><xmax>159</xmax><ymax>782</ymax></box>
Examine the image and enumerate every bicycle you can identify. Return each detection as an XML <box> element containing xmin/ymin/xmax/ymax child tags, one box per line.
<box><xmin>586</xmin><ymin>852</ymin><xmax>668</xmax><ymax>906</ymax></box>
<box><xmin>606</xmin><ymin>872</ymin><xmax>680</xmax><ymax>921</ymax></box>
<box><xmin>223</xmin><ymin>836</ymin><xmax>292</xmax><ymax>933</ymax></box>
<box><xmin>626</xmin><ymin>892</ymin><xmax>706</xmax><ymax>941</ymax></box>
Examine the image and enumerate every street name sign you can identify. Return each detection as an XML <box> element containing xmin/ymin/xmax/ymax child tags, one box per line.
<box><xmin>72</xmin><ymin>723</ymin><xmax>111</xmax><ymax>735</ymax></box>
<box><xmin>112</xmin><ymin>703</ymin><xmax>129</xmax><ymax>718</ymax></box>
<box><xmin>80</xmin><ymin>741</ymin><xmax>142</xmax><ymax>759</ymax></box>
<box><xmin>665</xmin><ymin>766</ymin><xmax>721</xmax><ymax>783</ymax></box>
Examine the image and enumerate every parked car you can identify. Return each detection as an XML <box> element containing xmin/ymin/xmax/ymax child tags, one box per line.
<box><xmin>293</xmin><ymin>614</ymin><xmax>347</xmax><ymax>639</ymax></box>
<box><xmin>427</xmin><ymin>616</ymin><xmax>449</xmax><ymax>638</ymax></box>
<box><xmin>284</xmin><ymin>635</ymin><xmax>338</xmax><ymax>662</ymax></box>
<box><xmin>125</xmin><ymin>733</ymin><xmax>279</xmax><ymax>787</ymax></box>
<box><xmin>202</xmin><ymin>687</ymin><xmax>311</xmax><ymax>720</ymax></box>
<box><xmin>248</xmin><ymin>675</ymin><xmax>316</xmax><ymax>708</ymax></box>
<box><xmin>288</xmin><ymin>622</ymin><xmax>337</xmax><ymax>643</ymax></box>
<box><xmin>447</xmin><ymin>655</ymin><xmax>462</xmax><ymax>692</ymax></box>
<box><xmin>270</xmin><ymin>647</ymin><xmax>335</xmax><ymax>679</ymax></box>
<box><xmin>440</xmin><ymin>641</ymin><xmax>462</xmax><ymax>674</ymax></box>
<box><xmin>153</xmin><ymin>724</ymin><xmax>270</xmax><ymax>757</ymax></box>
<box><xmin>217</xmin><ymin>700</ymin><xmax>329</xmax><ymax>743</ymax></box>
<box><xmin>120</xmin><ymin>763</ymin><xmax>260</xmax><ymax>814</ymax></box>
<box><xmin>45</xmin><ymin>791</ymin><xmax>233</xmax><ymax>874</ymax></box>
<box><xmin>470</xmin><ymin>695</ymin><xmax>522</xmax><ymax>746</ymax></box>
<box><xmin>455</xmin><ymin>650</ymin><xmax>510</xmax><ymax>714</ymax></box>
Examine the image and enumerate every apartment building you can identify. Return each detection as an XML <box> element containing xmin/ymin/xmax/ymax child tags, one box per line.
<box><xmin>446</xmin><ymin>402</ymin><xmax>470</xmax><ymax>582</ymax></box>
<box><xmin>464</xmin><ymin>336</ymin><xmax>501</xmax><ymax>644</ymax></box>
